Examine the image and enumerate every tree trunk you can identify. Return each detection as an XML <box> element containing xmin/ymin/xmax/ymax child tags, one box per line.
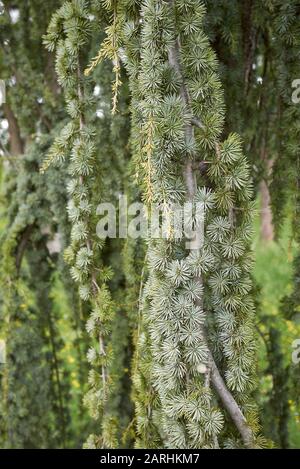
<box><xmin>3</xmin><ymin>103</ymin><xmax>24</xmax><ymax>156</ymax></box>
<box><xmin>260</xmin><ymin>159</ymin><xmax>274</xmax><ymax>242</ymax></box>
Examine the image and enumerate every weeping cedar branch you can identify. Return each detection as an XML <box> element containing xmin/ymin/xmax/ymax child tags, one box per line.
<box><xmin>167</xmin><ymin>0</ymin><xmax>255</xmax><ymax>449</ymax></box>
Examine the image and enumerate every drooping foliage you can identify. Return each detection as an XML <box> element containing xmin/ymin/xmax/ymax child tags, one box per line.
<box><xmin>119</xmin><ymin>0</ymin><xmax>261</xmax><ymax>449</ymax></box>
<box><xmin>0</xmin><ymin>0</ymin><xmax>300</xmax><ymax>450</ymax></box>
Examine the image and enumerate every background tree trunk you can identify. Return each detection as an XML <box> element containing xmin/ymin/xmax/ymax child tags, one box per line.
<box><xmin>260</xmin><ymin>158</ymin><xmax>274</xmax><ymax>242</ymax></box>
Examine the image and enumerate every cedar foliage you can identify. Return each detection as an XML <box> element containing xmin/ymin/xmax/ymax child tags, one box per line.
<box><xmin>0</xmin><ymin>0</ymin><xmax>299</xmax><ymax>449</ymax></box>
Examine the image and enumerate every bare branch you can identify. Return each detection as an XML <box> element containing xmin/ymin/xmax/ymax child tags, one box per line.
<box><xmin>15</xmin><ymin>224</ymin><xmax>35</xmax><ymax>273</ymax></box>
<box><xmin>209</xmin><ymin>352</ymin><xmax>255</xmax><ymax>448</ymax></box>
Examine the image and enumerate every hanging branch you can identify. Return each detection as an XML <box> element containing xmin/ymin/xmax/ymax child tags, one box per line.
<box><xmin>43</xmin><ymin>1</ymin><xmax>117</xmax><ymax>448</ymax></box>
<box><xmin>167</xmin><ymin>0</ymin><xmax>255</xmax><ymax>449</ymax></box>
<box><xmin>85</xmin><ymin>1</ymin><xmax>122</xmax><ymax>114</ymax></box>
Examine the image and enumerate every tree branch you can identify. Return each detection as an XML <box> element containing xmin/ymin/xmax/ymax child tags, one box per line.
<box><xmin>167</xmin><ymin>0</ymin><xmax>255</xmax><ymax>449</ymax></box>
<box><xmin>209</xmin><ymin>351</ymin><xmax>255</xmax><ymax>448</ymax></box>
